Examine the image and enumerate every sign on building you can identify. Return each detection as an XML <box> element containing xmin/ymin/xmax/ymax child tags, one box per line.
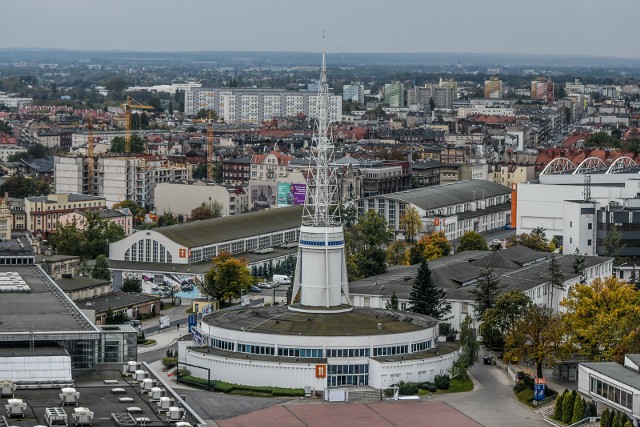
<box><xmin>159</xmin><ymin>315</ymin><xmax>171</xmax><ymax>329</ymax></box>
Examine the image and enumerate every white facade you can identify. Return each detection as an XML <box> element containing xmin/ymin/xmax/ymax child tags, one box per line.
<box><xmin>0</xmin><ymin>145</ymin><xmax>27</xmax><ymax>162</ymax></box>
<box><xmin>185</xmin><ymin>88</ymin><xmax>342</xmax><ymax>123</ymax></box>
<box><xmin>343</xmin><ymin>84</ymin><xmax>365</xmax><ymax>104</ymax></box>
<box><xmin>154</xmin><ymin>182</ymin><xmax>247</xmax><ymax>217</ymax></box>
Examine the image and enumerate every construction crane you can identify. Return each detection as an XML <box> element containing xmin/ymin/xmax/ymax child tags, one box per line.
<box><xmin>123</xmin><ymin>96</ymin><xmax>154</xmax><ymax>153</ymax></box>
<box><xmin>86</xmin><ymin>116</ymin><xmax>95</xmax><ymax>195</ymax></box>
<box><xmin>193</xmin><ymin>111</ymin><xmax>216</xmax><ymax>180</ymax></box>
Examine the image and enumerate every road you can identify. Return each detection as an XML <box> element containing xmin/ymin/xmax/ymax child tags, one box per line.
<box><xmin>436</xmin><ymin>348</ymin><xmax>547</xmax><ymax>427</ymax></box>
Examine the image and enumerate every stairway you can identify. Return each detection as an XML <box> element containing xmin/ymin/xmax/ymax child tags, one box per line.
<box><xmin>347</xmin><ymin>387</ymin><xmax>382</xmax><ymax>402</ymax></box>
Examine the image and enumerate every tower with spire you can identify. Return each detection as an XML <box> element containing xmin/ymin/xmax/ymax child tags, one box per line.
<box><xmin>290</xmin><ymin>46</ymin><xmax>350</xmax><ymax>309</ymax></box>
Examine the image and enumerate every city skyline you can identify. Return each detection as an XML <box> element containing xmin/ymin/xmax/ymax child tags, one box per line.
<box><xmin>3</xmin><ymin>0</ymin><xmax>640</xmax><ymax>59</ymax></box>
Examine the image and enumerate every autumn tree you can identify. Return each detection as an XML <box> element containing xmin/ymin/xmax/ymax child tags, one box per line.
<box><xmin>399</xmin><ymin>206</ymin><xmax>422</xmax><ymax>243</ymax></box>
<box><xmin>480</xmin><ymin>290</ymin><xmax>532</xmax><ymax>351</ymax></box>
<box><xmin>457</xmin><ymin>231</ymin><xmax>488</xmax><ymax>252</ymax></box>
<box><xmin>190</xmin><ymin>202</ymin><xmax>214</xmax><ymax>221</ymax></box>
<box><xmin>409</xmin><ymin>232</ymin><xmax>451</xmax><ymax>264</ymax></box>
<box><xmin>561</xmin><ymin>277</ymin><xmax>640</xmax><ymax>362</ymax></box>
<box><xmin>468</xmin><ymin>268</ymin><xmax>503</xmax><ymax>318</ymax></box>
<box><xmin>504</xmin><ymin>304</ymin><xmax>565</xmax><ymax>379</ymax></box>
<box><xmin>113</xmin><ymin>200</ymin><xmax>147</xmax><ymax>226</ymax></box>
<box><xmin>506</xmin><ymin>231</ymin><xmax>552</xmax><ymax>252</ymax></box>
<box><xmin>198</xmin><ymin>252</ymin><xmax>253</xmax><ymax>306</ymax></box>
<box><xmin>386</xmin><ymin>241</ymin><xmax>408</xmax><ymax>265</ymax></box>
<box><xmin>409</xmin><ymin>261</ymin><xmax>451</xmax><ymax>320</ymax></box>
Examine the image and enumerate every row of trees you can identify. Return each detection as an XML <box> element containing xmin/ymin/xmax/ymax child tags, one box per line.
<box><xmin>51</xmin><ymin>211</ymin><xmax>125</xmax><ymax>259</ymax></box>
<box><xmin>0</xmin><ymin>175</ymin><xmax>50</xmax><ymax>198</ymax></box>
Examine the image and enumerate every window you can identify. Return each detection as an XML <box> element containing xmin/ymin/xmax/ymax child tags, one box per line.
<box><xmin>588</xmin><ymin>239</ymin><xmax>592</xmax><ymax>246</ymax></box>
<box><xmin>588</xmin><ymin>223</ymin><xmax>592</xmax><ymax>230</ymax></box>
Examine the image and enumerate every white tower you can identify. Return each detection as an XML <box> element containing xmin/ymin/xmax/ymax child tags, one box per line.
<box><xmin>290</xmin><ymin>47</ymin><xmax>350</xmax><ymax>308</ymax></box>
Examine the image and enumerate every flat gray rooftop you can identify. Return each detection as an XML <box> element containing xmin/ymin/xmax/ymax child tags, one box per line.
<box><xmin>203</xmin><ymin>306</ymin><xmax>437</xmax><ymax>337</ymax></box>
<box><xmin>0</xmin><ymin>266</ymin><xmax>97</xmax><ymax>334</ymax></box>
<box><xmin>8</xmin><ymin>364</ymin><xmax>204</xmax><ymax>427</ymax></box>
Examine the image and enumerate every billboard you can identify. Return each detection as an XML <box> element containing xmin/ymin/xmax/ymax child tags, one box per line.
<box><xmin>250</xmin><ymin>183</ymin><xmax>277</xmax><ymax>210</ymax></box>
<box><xmin>277</xmin><ymin>182</ymin><xmax>306</xmax><ymax>207</ymax></box>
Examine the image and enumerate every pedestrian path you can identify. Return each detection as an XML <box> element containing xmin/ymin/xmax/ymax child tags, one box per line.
<box><xmin>139</xmin><ymin>327</ymin><xmax>186</xmax><ymax>353</ymax></box>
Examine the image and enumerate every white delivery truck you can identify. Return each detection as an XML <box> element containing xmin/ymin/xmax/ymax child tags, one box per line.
<box><xmin>272</xmin><ymin>275</ymin><xmax>292</xmax><ymax>285</ymax></box>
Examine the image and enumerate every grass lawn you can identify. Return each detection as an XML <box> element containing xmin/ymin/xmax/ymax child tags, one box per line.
<box><xmin>516</xmin><ymin>388</ymin><xmax>535</xmax><ymax>407</ymax></box>
<box><xmin>416</xmin><ymin>375</ymin><xmax>474</xmax><ymax>396</ymax></box>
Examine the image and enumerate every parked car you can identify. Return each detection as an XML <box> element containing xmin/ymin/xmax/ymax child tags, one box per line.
<box><xmin>502</xmin><ymin>224</ymin><xmax>514</xmax><ymax>230</ymax></box>
<box><xmin>272</xmin><ymin>274</ymin><xmax>292</xmax><ymax>285</ymax></box>
<box><xmin>492</xmin><ymin>238</ymin><xmax>502</xmax><ymax>245</ymax></box>
<box><xmin>258</xmin><ymin>282</ymin><xmax>273</xmax><ymax>289</ymax></box>
<box><xmin>248</xmin><ymin>285</ymin><xmax>262</xmax><ymax>293</ymax></box>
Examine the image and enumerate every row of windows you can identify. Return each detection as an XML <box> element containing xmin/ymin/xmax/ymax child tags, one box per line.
<box><xmin>411</xmin><ymin>340</ymin><xmax>432</xmax><ymax>353</ymax></box>
<box><xmin>278</xmin><ymin>348</ymin><xmax>323</xmax><ymax>358</ymax></box>
<box><xmin>590</xmin><ymin>376</ymin><xmax>633</xmax><ymax>410</ymax></box>
<box><xmin>373</xmin><ymin>345</ymin><xmax>409</xmax><ymax>357</ymax></box>
<box><xmin>124</xmin><ymin>239</ymin><xmax>172</xmax><ymax>263</ymax></box>
<box><xmin>237</xmin><ymin>343</ymin><xmax>275</xmax><ymax>356</ymax></box>
<box><xmin>212</xmin><ymin>339</ymin><xmax>234</xmax><ymax>351</ymax></box>
<box><xmin>328</xmin><ymin>364</ymin><xmax>369</xmax><ymax>375</ymax></box>
<box><xmin>327</xmin><ymin>348</ymin><xmax>370</xmax><ymax>358</ymax></box>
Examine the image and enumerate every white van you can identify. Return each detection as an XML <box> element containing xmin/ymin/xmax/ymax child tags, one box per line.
<box><xmin>272</xmin><ymin>274</ymin><xmax>292</xmax><ymax>285</ymax></box>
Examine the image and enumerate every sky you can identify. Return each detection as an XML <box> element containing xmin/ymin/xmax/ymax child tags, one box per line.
<box><xmin>3</xmin><ymin>0</ymin><xmax>640</xmax><ymax>59</ymax></box>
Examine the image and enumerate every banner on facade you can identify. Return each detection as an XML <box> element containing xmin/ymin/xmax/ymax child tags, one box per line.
<box><xmin>277</xmin><ymin>182</ymin><xmax>306</xmax><ymax>207</ymax></box>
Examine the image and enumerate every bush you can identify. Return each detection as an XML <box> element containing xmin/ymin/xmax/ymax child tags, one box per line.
<box><xmin>434</xmin><ymin>374</ymin><xmax>450</xmax><ymax>390</ymax></box>
<box><xmin>398</xmin><ymin>381</ymin><xmax>419</xmax><ymax>395</ymax></box>
<box><xmin>572</xmin><ymin>397</ymin><xmax>586</xmax><ymax>424</ymax></box>
<box><xmin>428</xmin><ymin>385</ymin><xmax>437</xmax><ymax>393</ymax></box>
<box><xmin>513</xmin><ymin>381</ymin><xmax>527</xmax><ymax>393</ymax></box>
<box><xmin>554</xmin><ymin>390</ymin><xmax>567</xmax><ymax>420</ymax></box>
<box><xmin>417</xmin><ymin>382</ymin><xmax>430</xmax><ymax>390</ymax></box>
<box><xmin>161</xmin><ymin>357</ymin><xmax>177</xmax><ymax>370</ymax></box>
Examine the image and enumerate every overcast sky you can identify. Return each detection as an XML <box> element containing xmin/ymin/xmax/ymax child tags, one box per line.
<box><xmin>2</xmin><ymin>0</ymin><xmax>639</xmax><ymax>58</ymax></box>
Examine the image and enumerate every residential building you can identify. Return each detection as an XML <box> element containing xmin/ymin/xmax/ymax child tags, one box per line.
<box><xmin>81</xmin><ymin>292</ymin><xmax>161</xmax><ymax>325</ymax></box>
<box><xmin>411</xmin><ymin>159</ymin><xmax>441</xmax><ymax>187</ymax></box>
<box><xmin>0</xmin><ymin>144</ymin><xmax>27</xmax><ymax>162</ymax></box>
<box><xmin>222</xmin><ymin>155</ymin><xmax>251</xmax><ymax>184</ymax></box>
<box><xmin>531</xmin><ymin>77</ymin><xmax>554</xmax><ymax>103</ymax></box>
<box><xmin>184</xmin><ymin>87</ymin><xmax>342</xmax><ymax>123</ymax></box>
<box><xmin>409</xmin><ymin>79</ymin><xmax>458</xmax><ymax>109</ymax></box>
<box><xmin>488</xmin><ymin>164</ymin><xmax>536</xmax><ymax>188</ymax></box>
<box><xmin>25</xmin><ymin>193</ymin><xmax>107</xmax><ymax>235</ymax></box>
<box><xmin>343</xmin><ymin>84</ymin><xmax>365</xmax><ymax>104</ymax></box>
<box><xmin>384</xmin><ymin>83</ymin><xmax>405</xmax><ymax>107</ymax></box>
<box><xmin>0</xmin><ymin>194</ymin><xmax>11</xmax><ymax>241</ymax></box>
<box><xmin>361</xmin><ymin>163</ymin><xmax>412</xmax><ymax>197</ymax></box>
<box><xmin>0</xmin><ymin>92</ymin><xmax>32</xmax><ymax>108</ymax></box>
<box><xmin>484</xmin><ymin>77</ymin><xmax>503</xmax><ymax>99</ymax></box>
<box><xmin>357</xmin><ymin>180</ymin><xmax>511</xmax><ymax>240</ymax></box>
<box><xmin>37</xmin><ymin>254</ymin><xmax>81</xmax><ymax>280</ymax></box>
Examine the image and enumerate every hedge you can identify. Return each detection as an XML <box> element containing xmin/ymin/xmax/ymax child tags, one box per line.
<box><xmin>179</xmin><ymin>375</ymin><xmax>304</xmax><ymax>397</ymax></box>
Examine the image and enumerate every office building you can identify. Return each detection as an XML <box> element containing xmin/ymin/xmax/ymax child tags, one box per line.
<box><xmin>343</xmin><ymin>84</ymin><xmax>365</xmax><ymax>104</ymax></box>
<box><xmin>484</xmin><ymin>77</ymin><xmax>503</xmax><ymax>99</ymax></box>
<box><xmin>384</xmin><ymin>83</ymin><xmax>405</xmax><ymax>108</ymax></box>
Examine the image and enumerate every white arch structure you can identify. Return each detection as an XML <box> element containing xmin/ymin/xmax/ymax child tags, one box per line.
<box><xmin>541</xmin><ymin>157</ymin><xmax>576</xmax><ymax>175</ymax></box>
<box><xmin>573</xmin><ymin>157</ymin><xmax>608</xmax><ymax>174</ymax></box>
<box><xmin>606</xmin><ymin>156</ymin><xmax>638</xmax><ymax>174</ymax></box>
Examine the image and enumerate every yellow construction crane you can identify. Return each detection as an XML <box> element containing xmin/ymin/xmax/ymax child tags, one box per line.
<box><xmin>123</xmin><ymin>95</ymin><xmax>154</xmax><ymax>153</ymax></box>
<box><xmin>86</xmin><ymin>116</ymin><xmax>95</xmax><ymax>195</ymax></box>
<box><xmin>193</xmin><ymin>111</ymin><xmax>216</xmax><ymax>180</ymax></box>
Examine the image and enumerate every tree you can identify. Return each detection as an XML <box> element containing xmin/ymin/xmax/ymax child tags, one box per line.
<box><xmin>198</xmin><ymin>252</ymin><xmax>253</xmax><ymax>306</ymax></box>
<box><xmin>345</xmin><ymin>210</ymin><xmax>393</xmax><ymax>279</ymax></box>
<box><xmin>109</xmin><ymin>135</ymin><xmax>145</xmax><ymax>154</ymax></box>
<box><xmin>479</xmin><ymin>290</ymin><xmax>532</xmax><ymax>351</ymax></box>
<box><xmin>457</xmin><ymin>231</ymin><xmax>488</xmax><ymax>252</ymax></box>
<box><xmin>386</xmin><ymin>241</ymin><xmax>408</xmax><ymax>265</ymax></box>
<box><xmin>562</xmin><ymin>390</ymin><xmax>575</xmax><ymax>424</ymax></box>
<box><xmin>469</xmin><ymin>269</ymin><xmax>503</xmax><ymax>318</ymax></box>
<box><xmin>571</xmin><ymin>397</ymin><xmax>585</xmax><ymax>424</ymax></box>
<box><xmin>547</xmin><ymin>254</ymin><xmax>565</xmax><ymax>308</ymax></box>
<box><xmin>603</xmin><ymin>224</ymin><xmax>624</xmax><ymax>265</ymax></box>
<box><xmin>457</xmin><ymin>316</ymin><xmax>479</xmax><ymax>371</ymax></box>
<box><xmin>0</xmin><ymin>175</ymin><xmax>50</xmax><ymax>198</ymax></box>
<box><xmin>91</xmin><ymin>255</ymin><xmax>111</xmax><ymax>281</ymax></box>
<box><xmin>386</xmin><ymin>290</ymin><xmax>399</xmax><ymax>310</ymax></box>
<box><xmin>399</xmin><ymin>206</ymin><xmax>422</xmax><ymax>243</ymax></box>
<box><xmin>506</xmin><ymin>232</ymin><xmax>551</xmax><ymax>252</ymax></box>
<box><xmin>121</xmin><ymin>276</ymin><xmax>142</xmax><ymax>293</ymax></box>
<box><xmin>190</xmin><ymin>202</ymin><xmax>214</xmax><ymax>221</ymax></box>
<box><xmin>504</xmin><ymin>304</ymin><xmax>565</xmax><ymax>379</ymax></box>
<box><xmin>560</xmin><ymin>277</ymin><xmax>640</xmax><ymax>362</ymax></box>
<box><xmin>192</xmin><ymin>163</ymin><xmax>207</xmax><ymax>179</ymax></box>
<box><xmin>157</xmin><ymin>211</ymin><xmax>179</xmax><ymax>227</ymax></box>
<box><xmin>572</xmin><ymin>249</ymin><xmax>586</xmax><ymax>283</ymax></box>
<box><xmin>553</xmin><ymin>391</ymin><xmax>566</xmax><ymax>420</ymax></box>
<box><xmin>51</xmin><ymin>212</ymin><xmax>125</xmax><ymax>259</ymax></box>
<box><xmin>113</xmin><ymin>200</ymin><xmax>147</xmax><ymax>226</ymax></box>
<box><xmin>211</xmin><ymin>200</ymin><xmax>223</xmax><ymax>218</ymax></box>
<box><xmin>195</xmin><ymin>109</ymin><xmax>217</xmax><ymax>120</ymax></box>
<box><xmin>409</xmin><ymin>232</ymin><xmax>451</xmax><ymax>264</ymax></box>
<box><xmin>409</xmin><ymin>261</ymin><xmax>451</xmax><ymax>320</ymax></box>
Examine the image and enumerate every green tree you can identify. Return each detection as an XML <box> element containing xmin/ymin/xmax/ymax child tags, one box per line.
<box><xmin>192</xmin><ymin>163</ymin><xmax>207</xmax><ymax>179</ymax></box>
<box><xmin>458</xmin><ymin>316</ymin><xmax>479</xmax><ymax>370</ymax></box>
<box><xmin>572</xmin><ymin>249</ymin><xmax>586</xmax><ymax>282</ymax></box>
<box><xmin>469</xmin><ymin>269</ymin><xmax>503</xmax><ymax>318</ymax></box>
<box><xmin>562</xmin><ymin>390</ymin><xmax>575</xmax><ymax>424</ymax></box>
<box><xmin>603</xmin><ymin>224</ymin><xmax>624</xmax><ymax>265</ymax></box>
<box><xmin>121</xmin><ymin>276</ymin><xmax>142</xmax><ymax>293</ymax></box>
<box><xmin>195</xmin><ymin>109</ymin><xmax>218</xmax><ymax>120</ymax></box>
<box><xmin>198</xmin><ymin>252</ymin><xmax>253</xmax><ymax>305</ymax></box>
<box><xmin>548</xmin><ymin>254</ymin><xmax>565</xmax><ymax>308</ymax></box>
<box><xmin>211</xmin><ymin>200</ymin><xmax>223</xmax><ymax>218</ymax></box>
<box><xmin>457</xmin><ymin>231</ymin><xmax>489</xmax><ymax>252</ymax></box>
<box><xmin>553</xmin><ymin>391</ymin><xmax>566</xmax><ymax>420</ymax></box>
<box><xmin>386</xmin><ymin>290</ymin><xmax>399</xmax><ymax>310</ymax></box>
<box><xmin>190</xmin><ymin>202</ymin><xmax>214</xmax><ymax>221</ymax></box>
<box><xmin>0</xmin><ymin>175</ymin><xmax>50</xmax><ymax>198</ymax></box>
<box><xmin>91</xmin><ymin>255</ymin><xmax>111</xmax><ymax>281</ymax></box>
<box><xmin>409</xmin><ymin>261</ymin><xmax>451</xmax><ymax>320</ymax></box>
<box><xmin>601</xmin><ymin>409</ymin><xmax>610</xmax><ymax>427</ymax></box>
<box><xmin>51</xmin><ymin>212</ymin><xmax>125</xmax><ymax>259</ymax></box>
<box><xmin>572</xmin><ymin>397</ymin><xmax>585</xmax><ymax>424</ymax></box>
<box><xmin>506</xmin><ymin>231</ymin><xmax>551</xmax><ymax>252</ymax></box>
<box><xmin>479</xmin><ymin>290</ymin><xmax>532</xmax><ymax>351</ymax></box>
<box><xmin>109</xmin><ymin>135</ymin><xmax>145</xmax><ymax>153</ymax></box>
<box><xmin>505</xmin><ymin>304</ymin><xmax>565</xmax><ymax>379</ymax></box>
<box><xmin>157</xmin><ymin>211</ymin><xmax>179</xmax><ymax>227</ymax></box>
<box><xmin>345</xmin><ymin>210</ymin><xmax>393</xmax><ymax>279</ymax></box>
<box><xmin>399</xmin><ymin>206</ymin><xmax>422</xmax><ymax>243</ymax></box>
<box><xmin>8</xmin><ymin>151</ymin><xmax>29</xmax><ymax>162</ymax></box>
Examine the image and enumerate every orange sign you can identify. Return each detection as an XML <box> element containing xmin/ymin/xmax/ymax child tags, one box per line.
<box><xmin>434</xmin><ymin>218</ymin><xmax>440</xmax><ymax>226</ymax></box>
<box><xmin>179</xmin><ymin>248</ymin><xmax>187</xmax><ymax>258</ymax></box>
<box><xmin>315</xmin><ymin>364</ymin><xmax>327</xmax><ymax>378</ymax></box>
